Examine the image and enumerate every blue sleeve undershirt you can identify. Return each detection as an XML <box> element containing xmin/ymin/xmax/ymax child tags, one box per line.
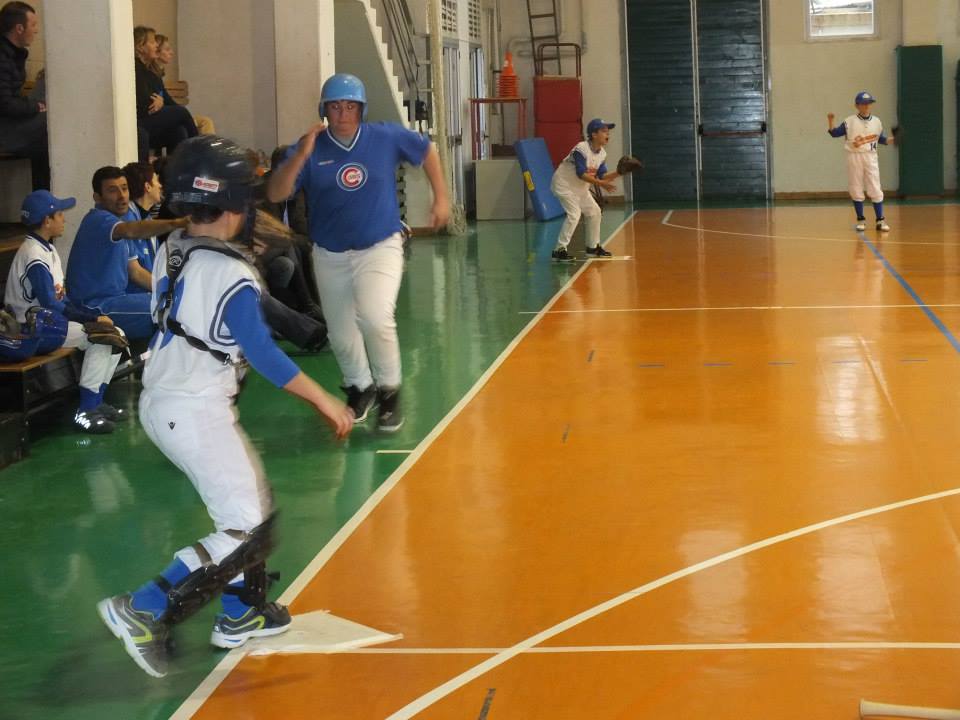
<box><xmin>597</xmin><ymin>162</ymin><xmax>608</xmax><ymax>179</ymax></box>
<box><xmin>25</xmin><ymin>264</ymin><xmax>98</xmax><ymax>322</ymax></box>
<box><xmin>572</xmin><ymin>150</ymin><xmax>588</xmax><ymax>177</ymax></box>
<box><xmin>828</xmin><ymin>122</ymin><xmax>847</xmax><ymax>138</ymax></box>
<box><xmin>222</xmin><ymin>285</ymin><xmax>299</xmax><ymax>388</ymax></box>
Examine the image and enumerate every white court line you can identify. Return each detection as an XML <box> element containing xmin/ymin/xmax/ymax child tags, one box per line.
<box><xmin>376</xmin><ymin>449</ymin><xmax>414</xmax><ymax>455</ymax></box>
<box><xmin>661</xmin><ymin>212</ymin><xmax>960</xmax><ymax>246</ymax></box>
<box><xmin>169</xmin><ymin>214</ymin><xmax>639</xmax><ymax>720</ymax></box>
<box><xmin>661</xmin><ymin>210</ymin><xmax>673</xmax><ymax>224</ymax></box>
<box><xmin>347</xmin><ymin>641</ymin><xmax>960</xmax><ymax>655</ymax></box>
<box><xmin>519</xmin><ymin>303</ymin><xmax>960</xmax><ymax>316</ymax></box>
<box><xmin>386</xmin><ymin>486</ymin><xmax>960</xmax><ymax>719</ymax></box>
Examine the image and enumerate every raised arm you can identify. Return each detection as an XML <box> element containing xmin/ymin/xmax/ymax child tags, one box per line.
<box><xmin>266</xmin><ymin>123</ymin><xmax>325</xmax><ymax>202</ymax></box>
<box><xmin>112</xmin><ymin>217</ymin><xmax>188</xmax><ymax>240</ymax></box>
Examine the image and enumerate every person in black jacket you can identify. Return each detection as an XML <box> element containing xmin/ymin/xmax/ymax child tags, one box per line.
<box><xmin>0</xmin><ymin>2</ymin><xmax>48</xmax><ymax>189</ymax></box>
<box><xmin>133</xmin><ymin>26</ymin><xmax>196</xmax><ymax>160</ymax></box>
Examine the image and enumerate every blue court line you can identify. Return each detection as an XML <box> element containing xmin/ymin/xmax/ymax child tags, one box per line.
<box><xmin>861</xmin><ymin>234</ymin><xmax>960</xmax><ymax>354</ymax></box>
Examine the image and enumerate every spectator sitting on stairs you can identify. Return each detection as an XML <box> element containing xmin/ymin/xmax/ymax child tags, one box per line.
<box><xmin>150</xmin><ymin>33</ymin><xmax>216</xmax><ymax>136</ymax></box>
<box><xmin>0</xmin><ymin>1</ymin><xmax>48</xmax><ymax>189</ymax></box>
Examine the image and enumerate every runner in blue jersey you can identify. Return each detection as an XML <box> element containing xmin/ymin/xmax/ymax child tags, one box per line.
<box><xmin>267</xmin><ymin>72</ymin><xmax>449</xmax><ymax>432</ymax></box>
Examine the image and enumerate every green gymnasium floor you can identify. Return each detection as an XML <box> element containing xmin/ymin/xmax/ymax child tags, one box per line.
<box><xmin>0</xmin><ymin>207</ymin><xmax>633</xmax><ymax>720</ymax></box>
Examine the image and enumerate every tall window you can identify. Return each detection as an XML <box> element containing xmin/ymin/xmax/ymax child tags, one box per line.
<box><xmin>806</xmin><ymin>0</ymin><xmax>876</xmax><ymax>40</ymax></box>
<box><xmin>442</xmin><ymin>0</ymin><xmax>457</xmax><ymax>36</ymax></box>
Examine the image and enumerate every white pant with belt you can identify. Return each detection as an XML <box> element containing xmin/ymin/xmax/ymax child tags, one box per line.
<box><xmin>312</xmin><ymin>234</ymin><xmax>405</xmax><ymax>390</ymax></box>
<box><xmin>551</xmin><ymin>175</ymin><xmax>602</xmax><ymax>249</ymax></box>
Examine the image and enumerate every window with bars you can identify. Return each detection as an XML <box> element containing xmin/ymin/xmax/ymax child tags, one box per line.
<box><xmin>806</xmin><ymin>0</ymin><xmax>876</xmax><ymax>40</ymax></box>
<box><xmin>442</xmin><ymin>0</ymin><xmax>457</xmax><ymax>35</ymax></box>
<box><xmin>468</xmin><ymin>0</ymin><xmax>481</xmax><ymax>42</ymax></box>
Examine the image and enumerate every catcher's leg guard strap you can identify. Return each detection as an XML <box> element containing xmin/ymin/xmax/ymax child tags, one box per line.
<box><xmin>158</xmin><ymin>513</ymin><xmax>278</xmax><ymax>625</ymax></box>
<box><xmin>222</xmin><ymin>561</ymin><xmax>281</xmax><ymax>609</ymax></box>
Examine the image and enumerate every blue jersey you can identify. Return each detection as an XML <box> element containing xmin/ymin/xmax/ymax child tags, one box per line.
<box><xmin>66</xmin><ymin>206</ymin><xmax>140</xmax><ymax>305</ymax></box>
<box><xmin>289</xmin><ymin>122</ymin><xmax>430</xmax><ymax>252</ymax></box>
<box><xmin>125</xmin><ymin>237</ymin><xmax>155</xmax><ymax>294</ymax></box>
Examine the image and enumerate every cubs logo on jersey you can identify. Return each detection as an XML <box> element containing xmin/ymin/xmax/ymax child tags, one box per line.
<box><xmin>337</xmin><ymin>163</ymin><xmax>368</xmax><ymax>192</ymax></box>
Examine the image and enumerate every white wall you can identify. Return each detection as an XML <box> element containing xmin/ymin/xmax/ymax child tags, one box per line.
<box><xmin>768</xmin><ymin>0</ymin><xmax>902</xmax><ymax>194</ymax></box>
<box><xmin>178</xmin><ymin>0</ymin><xmax>278</xmax><ymax>154</ymax></box>
<box><xmin>769</xmin><ymin>0</ymin><xmax>959</xmax><ymax>195</ymax></box>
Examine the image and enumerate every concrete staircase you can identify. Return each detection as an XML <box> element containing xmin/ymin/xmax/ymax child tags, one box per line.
<box><xmin>334</xmin><ymin>0</ymin><xmax>409</xmax><ymax>125</ymax></box>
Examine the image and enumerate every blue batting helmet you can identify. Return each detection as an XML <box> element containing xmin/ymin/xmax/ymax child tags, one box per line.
<box><xmin>0</xmin><ymin>309</ymin><xmax>39</xmax><ymax>362</ymax></box>
<box><xmin>319</xmin><ymin>73</ymin><xmax>368</xmax><ymax>120</ymax></box>
<box><xmin>855</xmin><ymin>91</ymin><xmax>875</xmax><ymax>105</ymax></box>
<box><xmin>27</xmin><ymin>307</ymin><xmax>69</xmax><ymax>355</ymax></box>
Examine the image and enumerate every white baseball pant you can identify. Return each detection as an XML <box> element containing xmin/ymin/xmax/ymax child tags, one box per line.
<box><xmin>846</xmin><ymin>152</ymin><xmax>883</xmax><ymax>202</ymax></box>
<box><xmin>551</xmin><ymin>176</ymin><xmax>602</xmax><ymax>249</ymax></box>
<box><xmin>64</xmin><ymin>321</ymin><xmax>122</xmax><ymax>394</ymax></box>
<box><xmin>311</xmin><ymin>234</ymin><xmax>404</xmax><ymax>390</ymax></box>
<box><xmin>139</xmin><ymin>391</ymin><xmax>271</xmax><ymax>572</ymax></box>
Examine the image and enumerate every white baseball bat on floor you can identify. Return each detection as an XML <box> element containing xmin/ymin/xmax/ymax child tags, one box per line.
<box><xmin>860</xmin><ymin>699</ymin><xmax>960</xmax><ymax>719</ymax></box>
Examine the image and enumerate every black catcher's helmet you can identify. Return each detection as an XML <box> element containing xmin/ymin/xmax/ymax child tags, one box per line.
<box><xmin>165</xmin><ymin>136</ymin><xmax>260</xmax><ymax>217</ymax></box>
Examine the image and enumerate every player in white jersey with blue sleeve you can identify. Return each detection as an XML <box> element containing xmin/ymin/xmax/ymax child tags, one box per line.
<box><xmin>827</xmin><ymin>91</ymin><xmax>896</xmax><ymax>232</ymax></box>
<box><xmin>267</xmin><ymin>73</ymin><xmax>450</xmax><ymax>433</ymax></box>
<box><xmin>3</xmin><ymin>190</ymin><xmax>125</xmax><ymax>434</ymax></box>
<box><xmin>97</xmin><ymin>135</ymin><xmax>353</xmax><ymax>679</ymax></box>
<box><xmin>550</xmin><ymin>118</ymin><xmax>625</xmax><ymax>261</ymax></box>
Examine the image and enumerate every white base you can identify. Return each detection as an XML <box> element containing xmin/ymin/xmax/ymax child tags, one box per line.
<box><xmin>245</xmin><ymin>610</ymin><xmax>401</xmax><ymax>656</ymax></box>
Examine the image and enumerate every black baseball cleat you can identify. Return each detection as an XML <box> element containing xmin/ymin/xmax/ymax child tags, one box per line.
<box><xmin>342</xmin><ymin>384</ymin><xmax>377</xmax><ymax>423</ymax></box>
<box><xmin>377</xmin><ymin>387</ymin><xmax>404</xmax><ymax>433</ymax></box>
<box><xmin>74</xmin><ymin>409</ymin><xmax>115</xmax><ymax>434</ymax></box>
<box><xmin>585</xmin><ymin>244</ymin><xmax>612</xmax><ymax>257</ymax></box>
<box><xmin>551</xmin><ymin>247</ymin><xmax>574</xmax><ymax>262</ymax></box>
<box><xmin>94</xmin><ymin>403</ymin><xmax>126</xmax><ymax>422</ymax></box>
<box><xmin>876</xmin><ymin>218</ymin><xmax>890</xmax><ymax>232</ymax></box>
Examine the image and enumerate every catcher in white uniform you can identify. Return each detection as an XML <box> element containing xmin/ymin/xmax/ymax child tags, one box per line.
<box><xmin>827</xmin><ymin>91</ymin><xmax>896</xmax><ymax>232</ymax></box>
<box><xmin>97</xmin><ymin>135</ymin><xmax>353</xmax><ymax>679</ymax></box>
<box><xmin>550</xmin><ymin>118</ymin><xmax>641</xmax><ymax>261</ymax></box>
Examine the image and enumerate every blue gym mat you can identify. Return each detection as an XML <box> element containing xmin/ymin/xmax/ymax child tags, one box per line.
<box><xmin>514</xmin><ymin>138</ymin><xmax>565</xmax><ymax>221</ymax></box>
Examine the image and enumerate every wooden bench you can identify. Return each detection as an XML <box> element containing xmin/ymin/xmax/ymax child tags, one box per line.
<box><xmin>0</xmin><ymin>347</ymin><xmax>81</xmax><ymax>415</ymax></box>
<box><xmin>0</xmin><ymin>347</ymin><xmax>79</xmax><ymax>466</ymax></box>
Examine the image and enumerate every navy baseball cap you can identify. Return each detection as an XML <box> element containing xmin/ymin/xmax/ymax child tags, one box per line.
<box><xmin>586</xmin><ymin>118</ymin><xmax>616</xmax><ymax>135</ymax></box>
<box><xmin>855</xmin><ymin>91</ymin><xmax>876</xmax><ymax>105</ymax></box>
<box><xmin>21</xmin><ymin>190</ymin><xmax>76</xmax><ymax>224</ymax></box>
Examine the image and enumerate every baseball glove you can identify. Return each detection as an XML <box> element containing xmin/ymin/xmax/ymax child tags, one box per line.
<box><xmin>83</xmin><ymin>321</ymin><xmax>129</xmax><ymax>350</ymax></box>
<box><xmin>617</xmin><ymin>155</ymin><xmax>643</xmax><ymax>175</ymax></box>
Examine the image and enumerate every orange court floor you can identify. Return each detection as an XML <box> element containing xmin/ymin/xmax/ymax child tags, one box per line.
<box><xmin>114</xmin><ymin>205</ymin><xmax>960</xmax><ymax>717</ymax></box>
